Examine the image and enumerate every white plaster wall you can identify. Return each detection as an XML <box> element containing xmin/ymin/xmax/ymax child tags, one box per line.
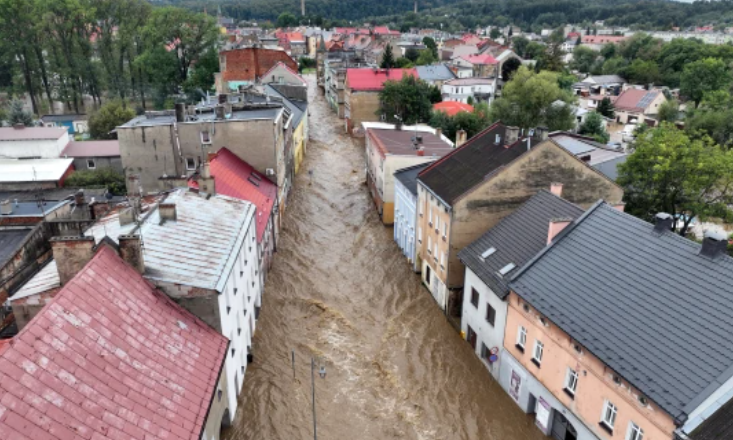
<box><xmin>394</xmin><ymin>179</ymin><xmax>418</xmax><ymax>271</ymax></box>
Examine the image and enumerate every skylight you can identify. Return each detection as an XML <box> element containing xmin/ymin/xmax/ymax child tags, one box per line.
<box><xmin>480</xmin><ymin>247</ymin><xmax>496</xmax><ymax>259</ymax></box>
<box><xmin>498</xmin><ymin>263</ymin><xmax>517</xmax><ymax>276</ymax></box>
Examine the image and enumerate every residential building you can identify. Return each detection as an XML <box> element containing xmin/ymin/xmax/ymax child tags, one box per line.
<box><xmin>344</xmin><ymin>68</ymin><xmax>416</xmax><ymax>135</ymax></box>
<box><xmin>364</xmin><ymin>123</ymin><xmax>454</xmax><ymax>224</ymax></box>
<box><xmin>40</xmin><ymin>113</ymin><xmax>89</xmax><ymax>134</ymax></box>
<box><xmin>284</xmin><ymin>32</ymin><xmax>307</xmax><ymax>56</ymax></box>
<box><xmin>441</xmin><ymin>77</ymin><xmax>498</xmax><ymax>104</ymax></box>
<box><xmin>260</xmin><ymin>61</ymin><xmax>308</xmax><ymax>87</ymax></box>
<box><xmin>0</xmin><ymin>245</ymin><xmax>232</xmax><ymax>440</ymax></box>
<box><xmin>0</xmin><ymin>126</ymin><xmax>70</xmax><ymax>159</ymax></box>
<box><xmin>502</xmin><ymin>203</ymin><xmax>733</xmax><ymax>440</ymax></box>
<box><xmin>415</xmin><ymin>64</ymin><xmax>457</xmax><ymax>87</ymax></box>
<box><xmin>216</xmin><ymin>47</ymin><xmax>298</xmax><ymax>93</ymax></box>
<box><xmin>415</xmin><ymin>123</ymin><xmax>623</xmax><ymax>318</ymax></box>
<box><xmin>581</xmin><ymin>35</ymin><xmax>627</xmax><ymax>51</ymax></box>
<box><xmin>0</xmin><ymin>158</ymin><xmax>74</xmax><ymax>191</ymax></box>
<box><xmin>323</xmin><ymin>55</ymin><xmax>371</xmax><ymax>118</ymax></box>
<box><xmin>457</xmin><ymin>189</ymin><xmax>584</xmax><ymax>380</ymax></box>
<box><xmin>613</xmin><ymin>88</ymin><xmax>666</xmax><ymax>125</ymax></box>
<box><xmin>433</xmin><ymin>101</ymin><xmax>474</xmax><ymax>117</ymax></box>
<box><xmin>60</xmin><ymin>140</ymin><xmax>122</xmax><ymax>173</ymax></box>
<box><xmin>572</xmin><ymin>75</ymin><xmax>625</xmax><ymax>96</ymax></box>
<box><xmin>452</xmin><ymin>54</ymin><xmax>499</xmax><ymax>77</ymax></box>
<box><xmin>549</xmin><ymin>132</ymin><xmax>628</xmax><ymax>181</ymax></box>
<box><xmin>394</xmin><ymin>162</ymin><xmax>432</xmax><ymax>272</ymax></box>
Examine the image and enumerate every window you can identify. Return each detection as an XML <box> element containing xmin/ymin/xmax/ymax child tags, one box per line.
<box><xmin>516</xmin><ymin>326</ymin><xmax>527</xmax><ymax>351</ymax></box>
<box><xmin>498</xmin><ymin>263</ymin><xmax>517</xmax><ymax>277</ymax></box>
<box><xmin>427</xmin><ymin>236</ymin><xmax>432</xmax><ymax>253</ymax></box>
<box><xmin>485</xmin><ymin>303</ymin><xmax>496</xmax><ymax>326</ymax></box>
<box><xmin>470</xmin><ymin>288</ymin><xmax>479</xmax><ymax>307</ymax></box>
<box><xmin>532</xmin><ymin>340</ymin><xmax>543</xmax><ymax>366</ymax></box>
<box><xmin>564</xmin><ymin>368</ymin><xmax>578</xmax><ymax>396</ymax></box>
<box><xmin>186</xmin><ymin>157</ymin><xmax>197</xmax><ymax>170</ymax></box>
<box><xmin>440</xmin><ymin>251</ymin><xmax>445</xmax><ymax>269</ymax></box>
<box><xmin>201</xmin><ymin>130</ymin><xmax>211</xmax><ymax>144</ymax></box>
<box><xmin>433</xmin><ymin>243</ymin><xmax>438</xmax><ymax>261</ymax></box>
<box><xmin>418</xmin><ymin>226</ymin><xmax>422</xmax><ymax>243</ymax></box>
<box><xmin>601</xmin><ymin>401</ymin><xmax>618</xmax><ymax>432</ymax></box>
<box><xmin>443</xmin><ymin>222</ymin><xmax>447</xmax><ymax>238</ymax></box>
<box><xmin>627</xmin><ymin>423</ymin><xmax>643</xmax><ymax>440</ymax></box>
<box><xmin>86</xmin><ymin>159</ymin><xmax>96</xmax><ymax>170</ymax></box>
<box><xmin>481</xmin><ymin>343</ymin><xmax>491</xmax><ymax>362</ymax></box>
<box><xmin>435</xmin><ymin>217</ymin><xmax>440</xmax><ymax>232</ymax></box>
<box><xmin>480</xmin><ymin>247</ymin><xmax>496</xmax><ymax>259</ymax></box>
<box><xmin>429</xmin><ymin>208</ymin><xmax>433</xmax><ymax>225</ymax></box>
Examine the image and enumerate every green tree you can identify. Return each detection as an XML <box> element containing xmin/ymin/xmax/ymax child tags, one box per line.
<box><xmin>64</xmin><ymin>167</ymin><xmax>126</xmax><ymax>195</ymax></box>
<box><xmin>183</xmin><ymin>47</ymin><xmax>219</xmax><ymax>94</ymax></box>
<box><xmin>685</xmin><ymin>91</ymin><xmax>733</xmax><ymax>147</ymax></box>
<box><xmin>7</xmin><ymin>99</ymin><xmax>32</xmax><ymax>126</ymax></box>
<box><xmin>430</xmin><ymin>102</ymin><xmax>491</xmax><ymax>141</ymax></box>
<box><xmin>488</xmin><ymin>66</ymin><xmax>575</xmax><ymax>130</ymax></box>
<box><xmin>600</xmin><ymin>43</ymin><xmax>617</xmax><ymax>60</ymax></box>
<box><xmin>622</xmin><ymin>59</ymin><xmax>660</xmax><ymax>85</ymax></box>
<box><xmin>571</xmin><ymin>46</ymin><xmax>599</xmax><ymax>74</ymax></box>
<box><xmin>378</xmin><ymin>74</ymin><xmax>438</xmax><ymax>125</ymax></box>
<box><xmin>597</xmin><ymin>97</ymin><xmax>615</xmax><ymax>118</ymax></box>
<box><xmin>524</xmin><ymin>42</ymin><xmax>546</xmax><ymax>60</ymax></box>
<box><xmin>277</xmin><ymin>12</ymin><xmax>298</xmax><ymax>28</ymax></box>
<box><xmin>404</xmin><ymin>47</ymin><xmax>420</xmax><ymax>63</ymax></box>
<box><xmin>618</xmin><ymin>123</ymin><xmax>733</xmax><ymax>236</ymax></box>
<box><xmin>380</xmin><ymin>44</ymin><xmax>395</xmax><ymax>69</ymax></box>
<box><xmin>89</xmin><ymin>100</ymin><xmax>136</xmax><ymax>140</ymax></box>
<box><xmin>394</xmin><ymin>58</ymin><xmax>414</xmax><ymax>68</ymax></box>
<box><xmin>680</xmin><ymin>58</ymin><xmax>732</xmax><ymax>107</ymax></box>
<box><xmin>578</xmin><ymin>111</ymin><xmax>610</xmax><ymax>144</ymax></box>
<box><xmin>601</xmin><ymin>56</ymin><xmax>628</xmax><ymax>75</ymax></box>
<box><xmin>490</xmin><ymin>28</ymin><xmax>501</xmax><ymax>40</ymax></box>
<box><xmin>512</xmin><ymin>36</ymin><xmax>530</xmax><ymax>57</ymax></box>
<box><xmin>416</xmin><ymin>49</ymin><xmax>436</xmax><ymax>66</ymax></box>
<box><xmin>422</xmin><ymin>36</ymin><xmax>438</xmax><ymax>58</ymax></box>
<box><xmin>658</xmin><ymin>98</ymin><xmax>679</xmax><ymax>123</ymax></box>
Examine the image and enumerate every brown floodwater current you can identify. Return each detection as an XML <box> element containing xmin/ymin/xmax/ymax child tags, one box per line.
<box><xmin>223</xmin><ymin>76</ymin><xmax>548</xmax><ymax>440</ymax></box>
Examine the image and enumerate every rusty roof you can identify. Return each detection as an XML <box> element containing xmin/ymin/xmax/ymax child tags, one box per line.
<box><xmin>367</xmin><ymin>128</ymin><xmax>454</xmax><ymax>158</ymax></box>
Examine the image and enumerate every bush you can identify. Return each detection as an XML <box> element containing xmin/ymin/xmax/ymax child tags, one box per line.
<box><xmin>64</xmin><ymin>167</ymin><xmax>126</xmax><ymax>195</ymax></box>
<box><xmin>88</xmin><ymin>100</ymin><xmax>136</xmax><ymax>140</ymax></box>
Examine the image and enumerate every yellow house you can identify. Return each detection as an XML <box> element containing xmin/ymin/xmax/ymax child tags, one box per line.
<box><xmin>293</xmin><ymin>109</ymin><xmax>308</xmax><ymax>174</ymax></box>
<box><xmin>265</xmin><ymin>84</ymin><xmax>309</xmax><ymax>174</ymax></box>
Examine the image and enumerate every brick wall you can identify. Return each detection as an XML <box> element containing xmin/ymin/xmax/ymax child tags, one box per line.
<box><xmin>221</xmin><ymin>48</ymin><xmax>298</xmax><ymax>83</ymax></box>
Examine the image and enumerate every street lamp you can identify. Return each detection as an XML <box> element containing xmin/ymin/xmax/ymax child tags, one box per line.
<box><xmin>293</xmin><ymin>350</ymin><xmax>326</xmax><ymax>440</ymax></box>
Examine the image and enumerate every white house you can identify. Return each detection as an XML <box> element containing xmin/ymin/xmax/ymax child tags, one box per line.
<box><xmin>394</xmin><ymin>162</ymin><xmax>433</xmax><ymax>272</ymax></box>
<box><xmin>0</xmin><ymin>126</ymin><xmax>70</xmax><ymax>159</ymax></box>
<box><xmin>457</xmin><ymin>189</ymin><xmax>583</xmax><ymax>379</ymax></box>
<box><xmin>441</xmin><ymin>77</ymin><xmax>498</xmax><ymax>104</ymax></box>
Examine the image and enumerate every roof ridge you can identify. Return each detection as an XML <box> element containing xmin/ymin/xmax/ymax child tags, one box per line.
<box><xmin>418</xmin><ymin>121</ymin><xmax>503</xmax><ymax>177</ymax></box>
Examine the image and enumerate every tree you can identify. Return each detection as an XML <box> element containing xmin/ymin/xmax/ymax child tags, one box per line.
<box><xmin>512</xmin><ymin>36</ymin><xmax>529</xmax><ymax>58</ymax></box>
<box><xmin>685</xmin><ymin>91</ymin><xmax>733</xmax><ymax>147</ymax></box>
<box><xmin>378</xmin><ymin>75</ymin><xmax>437</xmax><ymax>125</ymax></box>
<box><xmin>404</xmin><ymin>47</ymin><xmax>420</xmax><ymax>63</ymax></box>
<box><xmin>597</xmin><ymin>97</ymin><xmax>615</xmax><ymax>118</ymax></box>
<box><xmin>578</xmin><ymin>111</ymin><xmax>610</xmax><ymax>144</ymax></box>
<box><xmin>183</xmin><ymin>47</ymin><xmax>219</xmax><ymax>95</ymax></box>
<box><xmin>64</xmin><ymin>167</ymin><xmax>126</xmax><ymax>195</ymax></box>
<box><xmin>422</xmin><ymin>36</ymin><xmax>438</xmax><ymax>58</ymax></box>
<box><xmin>416</xmin><ymin>49</ymin><xmax>436</xmax><ymax>66</ymax></box>
<box><xmin>622</xmin><ymin>59</ymin><xmax>660</xmax><ymax>85</ymax></box>
<box><xmin>276</xmin><ymin>12</ymin><xmax>298</xmax><ymax>28</ymax></box>
<box><xmin>571</xmin><ymin>46</ymin><xmax>599</xmax><ymax>74</ymax></box>
<box><xmin>501</xmin><ymin>57</ymin><xmax>522</xmax><ymax>81</ymax></box>
<box><xmin>600</xmin><ymin>43</ymin><xmax>617</xmax><ymax>60</ymax></box>
<box><xmin>7</xmin><ymin>99</ymin><xmax>32</xmax><ymax>126</ymax></box>
<box><xmin>680</xmin><ymin>58</ymin><xmax>732</xmax><ymax>107</ymax></box>
<box><xmin>524</xmin><ymin>42</ymin><xmax>546</xmax><ymax>60</ymax></box>
<box><xmin>601</xmin><ymin>56</ymin><xmax>628</xmax><ymax>75</ymax></box>
<box><xmin>89</xmin><ymin>100</ymin><xmax>136</xmax><ymax>140</ymax></box>
<box><xmin>490</xmin><ymin>28</ymin><xmax>501</xmax><ymax>40</ymax></box>
<box><xmin>380</xmin><ymin>44</ymin><xmax>395</xmax><ymax>69</ymax></box>
<box><xmin>618</xmin><ymin>123</ymin><xmax>733</xmax><ymax>236</ymax></box>
<box><xmin>658</xmin><ymin>98</ymin><xmax>679</xmax><ymax>123</ymax></box>
<box><xmin>430</xmin><ymin>102</ymin><xmax>491</xmax><ymax>141</ymax></box>
<box><xmin>394</xmin><ymin>57</ymin><xmax>414</xmax><ymax>68</ymax></box>
<box><xmin>488</xmin><ymin>66</ymin><xmax>576</xmax><ymax>130</ymax></box>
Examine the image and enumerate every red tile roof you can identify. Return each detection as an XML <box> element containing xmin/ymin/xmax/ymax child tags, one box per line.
<box><xmin>61</xmin><ymin>140</ymin><xmax>120</xmax><ymax>158</ymax></box>
<box><xmin>346</xmin><ymin>68</ymin><xmax>416</xmax><ymax>91</ymax></box>
<box><xmin>461</xmin><ymin>54</ymin><xmax>498</xmax><ymax>65</ymax></box>
<box><xmin>433</xmin><ymin>101</ymin><xmax>474</xmax><ymax>117</ymax></box>
<box><xmin>285</xmin><ymin>32</ymin><xmax>305</xmax><ymax>43</ymax></box>
<box><xmin>0</xmin><ymin>246</ymin><xmax>228</xmax><ymax>440</ymax></box>
<box><xmin>191</xmin><ymin>148</ymin><xmax>276</xmax><ymax>243</ymax></box>
<box><xmin>0</xmin><ymin>127</ymin><xmax>67</xmax><ymax>141</ymax></box>
<box><xmin>614</xmin><ymin>88</ymin><xmax>661</xmax><ymax>112</ymax></box>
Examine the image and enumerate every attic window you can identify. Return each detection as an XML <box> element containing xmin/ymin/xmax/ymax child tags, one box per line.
<box><xmin>498</xmin><ymin>263</ymin><xmax>516</xmax><ymax>276</ymax></box>
<box><xmin>495</xmin><ymin>134</ymin><xmax>501</xmax><ymax>144</ymax></box>
<box><xmin>480</xmin><ymin>247</ymin><xmax>496</xmax><ymax>259</ymax></box>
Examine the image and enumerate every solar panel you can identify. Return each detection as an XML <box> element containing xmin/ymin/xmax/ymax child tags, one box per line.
<box><xmin>637</xmin><ymin>92</ymin><xmax>656</xmax><ymax>109</ymax></box>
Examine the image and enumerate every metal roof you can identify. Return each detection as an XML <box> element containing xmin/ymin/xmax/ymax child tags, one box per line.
<box><xmin>0</xmin><ymin>199</ymin><xmax>69</xmax><ymax>217</ymax></box>
<box><xmin>415</xmin><ymin>64</ymin><xmax>456</xmax><ymax>81</ymax></box>
<box><xmin>0</xmin><ymin>229</ymin><xmax>32</xmax><ymax>268</ymax></box>
<box><xmin>0</xmin><ymin>158</ymin><xmax>73</xmax><ymax>182</ymax></box>
<box><xmin>61</xmin><ymin>140</ymin><xmax>120</xmax><ymax>157</ymax></box>
<box><xmin>510</xmin><ymin>203</ymin><xmax>733</xmax><ymax>420</ymax></box>
<box><xmin>10</xmin><ymin>259</ymin><xmax>59</xmax><ymax>301</ymax></box>
<box><xmin>457</xmin><ymin>190</ymin><xmax>583</xmax><ymax>299</ymax></box>
<box><xmin>394</xmin><ymin>162</ymin><xmax>433</xmax><ymax>196</ymax></box>
<box><xmin>0</xmin><ymin>126</ymin><xmax>66</xmax><ymax>141</ymax></box>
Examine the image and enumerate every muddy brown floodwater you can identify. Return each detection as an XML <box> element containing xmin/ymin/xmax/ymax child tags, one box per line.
<box><xmin>223</xmin><ymin>76</ymin><xmax>548</xmax><ymax>440</ymax></box>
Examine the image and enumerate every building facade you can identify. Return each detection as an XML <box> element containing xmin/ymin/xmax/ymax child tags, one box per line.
<box><xmin>393</xmin><ymin>162</ymin><xmax>432</xmax><ymax>272</ymax></box>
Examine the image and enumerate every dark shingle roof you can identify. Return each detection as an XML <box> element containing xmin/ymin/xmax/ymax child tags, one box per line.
<box><xmin>417</xmin><ymin>123</ymin><xmax>543</xmax><ymax>203</ymax></box>
<box><xmin>691</xmin><ymin>397</ymin><xmax>733</xmax><ymax>440</ymax></box>
<box><xmin>458</xmin><ymin>190</ymin><xmax>583</xmax><ymax>299</ymax></box>
<box><xmin>0</xmin><ymin>229</ymin><xmax>31</xmax><ymax>267</ymax></box>
<box><xmin>510</xmin><ymin>203</ymin><xmax>733</xmax><ymax>421</ymax></box>
<box><xmin>395</xmin><ymin>162</ymin><xmax>433</xmax><ymax>196</ymax></box>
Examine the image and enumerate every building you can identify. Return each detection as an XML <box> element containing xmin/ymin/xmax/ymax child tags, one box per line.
<box><xmin>415</xmin><ymin>123</ymin><xmax>623</xmax><ymax>318</ymax></box>
<box><xmin>216</xmin><ymin>47</ymin><xmax>298</xmax><ymax>93</ymax></box>
<box><xmin>0</xmin><ymin>245</ymin><xmax>232</xmax><ymax>440</ymax></box>
<box><xmin>549</xmin><ymin>133</ymin><xmax>628</xmax><ymax>181</ymax></box>
<box><xmin>0</xmin><ymin>126</ymin><xmax>70</xmax><ymax>159</ymax></box>
<box><xmin>364</xmin><ymin>123</ymin><xmax>454</xmax><ymax>224</ymax></box>
<box><xmin>580</xmin><ymin>35</ymin><xmax>627</xmax><ymax>51</ymax></box>
<box><xmin>415</xmin><ymin>64</ymin><xmax>457</xmax><ymax>87</ymax></box>
<box><xmin>457</xmin><ymin>189</ymin><xmax>584</xmax><ymax>380</ymax></box>
<box><xmin>452</xmin><ymin>54</ymin><xmax>499</xmax><ymax>78</ymax></box>
<box><xmin>266</xmin><ymin>84</ymin><xmax>309</xmax><ymax>175</ymax></box>
<box><xmin>394</xmin><ymin>162</ymin><xmax>432</xmax><ymax>272</ymax></box>
<box><xmin>0</xmin><ymin>158</ymin><xmax>74</xmax><ymax>191</ymax></box>
<box><xmin>503</xmin><ymin>204</ymin><xmax>733</xmax><ymax>440</ymax></box>
<box><xmin>260</xmin><ymin>61</ymin><xmax>308</xmax><ymax>87</ymax></box>
<box><xmin>344</xmin><ymin>68</ymin><xmax>416</xmax><ymax>135</ymax></box>
<box><xmin>40</xmin><ymin>113</ymin><xmax>88</xmax><ymax>134</ymax></box>
<box><xmin>60</xmin><ymin>140</ymin><xmax>122</xmax><ymax>173</ymax></box>
<box><xmin>441</xmin><ymin>77</ymin><xmax>498</xmax><ymax>104</ymax></box>
<box><xmin>433</xmin><ymin>101</ymin><xmax>474</xmax><ymax>116</ymax></box>
<box><xmin>572</xmin><ymin>75</ymin><xmax>625</xmax><ymax>96</ymax></box>
<box><xmin>323</xmin><ymin>55</ymin><xmax>370</xmax><ymax>118</ymax></box>
<box><xmin>613</xmin><ymin>88</ymin><xmax>666</xmax><ymax>125</ymax></box>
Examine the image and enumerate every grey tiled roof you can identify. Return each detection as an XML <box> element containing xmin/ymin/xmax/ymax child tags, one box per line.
<box><xmin>394</xmin><ymin>162</ymin><xmax>432</xmax><ymax>196</ymax></box>
<box><xmin>511</xmin><ymin>202</ymin><xmax>733</xmax><ymax>421</ymax></box>
<box><xmin>458</xmin><ymin>190</ymin><xmax>583</xmax><ymax>299</ymax></box>
<box><xmin>415</xmin><ymin>64</ymin><xmax>456</xmax><ymax>81</ymax></box>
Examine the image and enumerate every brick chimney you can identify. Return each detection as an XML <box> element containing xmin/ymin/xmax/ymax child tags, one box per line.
<box><xmin>550</xmin><ymin>182</ymin><xmax>563</xmax><ymax>197</ymax></box>
<box><xmin>456</xmin><ymin>129</ymin><xmax>467</xmax><ymax>147</ymax></box>
<box><xmin>417</xmin><ymin>146</ymin><xmax>425</xmax><ymax>156</ymax></box>
<box><xmin>118</xmin><ymin>235</ymin><xmax>145</xmax><ymax>274</ymax></box>
<box><xmin>535</xmin><ymin>126</ymin><xmax>548</xmax><ymax>141</ymax></box>
<box><xmin>74</xmin><ymin>190</ymin><xmax>85</xmax><ymax>206</ymax></box>
<box><xmin>505</xmin><ymin>126</ymin><xmax>519</xmax><ymax>145</ymax></box>
<box><xmin>547</xmin><ymin>218</ymin><xmax>572</xmax><ymax>244</ymax></box>
<box><xmin>159</xmin><ymin>203</ymin><xmax>177</xmax><ymax>221</ymax></box>
<box><xmin>50</xmin><ymin>236</ymin><xmax>96</xmax><ymax>285</ymax></box>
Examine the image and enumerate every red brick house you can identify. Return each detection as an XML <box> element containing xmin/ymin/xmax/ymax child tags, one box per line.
<box><xmin>216</xmin><ymin>47</ymin><xmax>298</xmax><ymax>93</ymax></box>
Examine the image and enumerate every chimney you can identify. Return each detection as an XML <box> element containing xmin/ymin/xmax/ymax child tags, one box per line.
<box><xmin>547</xmin><ymin>218</ymin><xmax>572</xmax><ymax>244</ymax></box>
<box><xmin>215</xmin><ymin>105</ymin><xmax>226</xmax><ymax>120</ymax></box>
<box><xmin>50</xmin><ymin>236</ymin><xmax>96</xmax><ymax>285</ymax></box>
<box><xmin>505</xmin><ymin>126</ymin><xmax>519</xmax><ymax>145</ymax></box>
<box><xmin>159</xmin><ymin>203</ymin><xmax>177</xmax><ymax>221</ymax></box>
<box><xmin>74</xmin><ymin>190</ymin><xmax>85</xmax><ymax>206</ymax></box>
<box><xmin>224</xmin><ymin>103</ymin><xmax>233</xmax><ymax>118</ymax></box>
<box><xmin>653</xmin><ymin>212</ymin><xmax>673</xmax><ymax>234</ymax></box>
<box><xmin>613</xmin><ymin>203</ymin><xmax>626</xmax><ymax>212</ymax></box>
<box><xmin>119</xmin><ymin>207</ymin><xmax>137</xmax><ymax>226</ymax></box>
<box><xmin>417</xmin><ymin>146</ymin><xmax>425</xmax><ymax>156</ymax></box>
<box><xmin>218</xmin><ymin>93</ymin><xmax>228</xmax><ymax>104</ymax></box>
<box><xmin>699</xmin><ymin>230</ymin><xmax>728</xmax><ymax>260</ymax></box>
<box><xmin>175</xmin><ymin>103</ymin><xmax>186</xmax><ymax>123</ymax></box>
<box><xmin>118</xmin><ymin>235</ymin><xmax>145</xmax><ymax>274</ymax></box>
<box><xmin>435</xmin><ymin>127</ymin><xmax>442</xmax><ymax>139</ymax></box>
<box><xmin>0</xmin><ymin>199</ymin><xmax>11</xmax><ymax>215</ymax></box>
<box><xmin>550</xmin><ymin>182</ymin><xmax>563</xmax><ymax>197</ymax></box>
<box><xmin>535</xmin><ymin>126</ymin><xmax>548</xmax><ymax>140</ymax></box>
<box><xmin>456</xmin><ymin>129</ymin><xmax>467</xmax><ymax>147</ymax></box>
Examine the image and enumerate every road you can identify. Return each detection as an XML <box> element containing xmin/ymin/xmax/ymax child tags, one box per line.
<box><xmin>223</xmin><ymin>75</ymin><xmax>548</xmax><ymax>440</ymax></box>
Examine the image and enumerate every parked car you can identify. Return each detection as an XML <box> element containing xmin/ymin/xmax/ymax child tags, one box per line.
<box><xmin>621</xmin><ymin>124</ymin><xmax>637</xmax><ymax>142</ymax></box>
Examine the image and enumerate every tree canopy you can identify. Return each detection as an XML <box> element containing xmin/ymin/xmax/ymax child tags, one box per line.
<box><xmin>88</xmin><ymin>100</ymin><xmax>136</xmax><ymax>140</ymax></box>
<box><xmin>378</xmin><ymin>75</ymin><xmax>440</xmax><ymax>125</ymax></box>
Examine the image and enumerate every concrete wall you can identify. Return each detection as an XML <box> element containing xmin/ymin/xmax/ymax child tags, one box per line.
<box><xmin>345</xmin><ymin>90</ymin><xmax>381</xmax><ymax>135</ymax></box>
<box><xmin>393</xmin><ymin>179</ymin><xmax>419</xmax><ymax>272</ymax></box>
<box><xmin>502</xmin><ymin>291</ymin><xmax>676</xmax><ymax>440</ymax></box>
<box><xmin>71</xmin><ymin>156</ymin><xmax>123</xmax><ymax>173</ymax></box>
<box><xmin>119</xmin><ymin>124</ymin><xmax>180</xmax><ymax>194</ymax></box>
<box><xmin>10</xmin><ymin>289</ymin><xmax>56</xmax><ymax>331</ymax></box>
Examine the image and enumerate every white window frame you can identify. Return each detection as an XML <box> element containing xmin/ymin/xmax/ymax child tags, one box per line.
<box><xmin>86</xmin><ymin>158</ymin><xmax>96</xmax><ymax>170</ymax></box>
<box><xmin>418</xmin><ymin>226</ymin><xmax>422</xmax><ymax>243</ymax></box>
<box><xmin>427</xmin><ymin>236</ymin><xmax>432</xmax><ymax>253</ymax></box>
<box><xmin>443</xmin><ymin>222</ymin><xmax>447</xmax><ymax>238</ymax></box>
<box><xmin>186</xmin><ymin>157</ymin><xmax>197</xmax><ymax>171</ymax></box>
<box><xmin>626</xmin><ymin>422</ymin><xmax>643</xmax><ymax>440</ymax></box>
<box><xmin>516</xmin><ymin>326</ymin><xmax>527</xmax><ymax>349</ymax></box>
<box><xmin>565</xmin><ymin>368</ymin><xmax>578</xmax><ymax>395</ymax></box>
<box><xmin>433</xmin><ymin>243</ymin><xmax>438</xmax><ymax>260</ymax></box>
<box><xmin>532</xmin><ymin>340</ymin><xmax>544</xmax><ymax>365</ymax></box>
<box><xmin>201</xmin><ymin>130</ymin><xmax>211</xmax><ymax>144</ymax></box>
<box><xmin>440</xmin><ymin>251</ymin><xmax>445</xmax><ymax>269</ymax></box>
<box><xmin>601</xmin><ymin>400</ymin><xmax>618</xmax><ymax>431</ymax></box>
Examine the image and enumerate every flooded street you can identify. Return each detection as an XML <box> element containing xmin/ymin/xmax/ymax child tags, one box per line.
<box><xmin>224</xmin><ymin>76</ymin><xmax>547</xmax><ymax>440</ymax></box>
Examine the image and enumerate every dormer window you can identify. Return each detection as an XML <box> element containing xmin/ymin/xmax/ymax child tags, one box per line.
<box><xmin>201</xmin><ymin>130</ymin><xmax>211</xmax><ymax>144</ymax></box>
<box><xmin>498</xmin><ymin>263</ymin><xmax>516</xmax><ymax>277</ymax></box>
